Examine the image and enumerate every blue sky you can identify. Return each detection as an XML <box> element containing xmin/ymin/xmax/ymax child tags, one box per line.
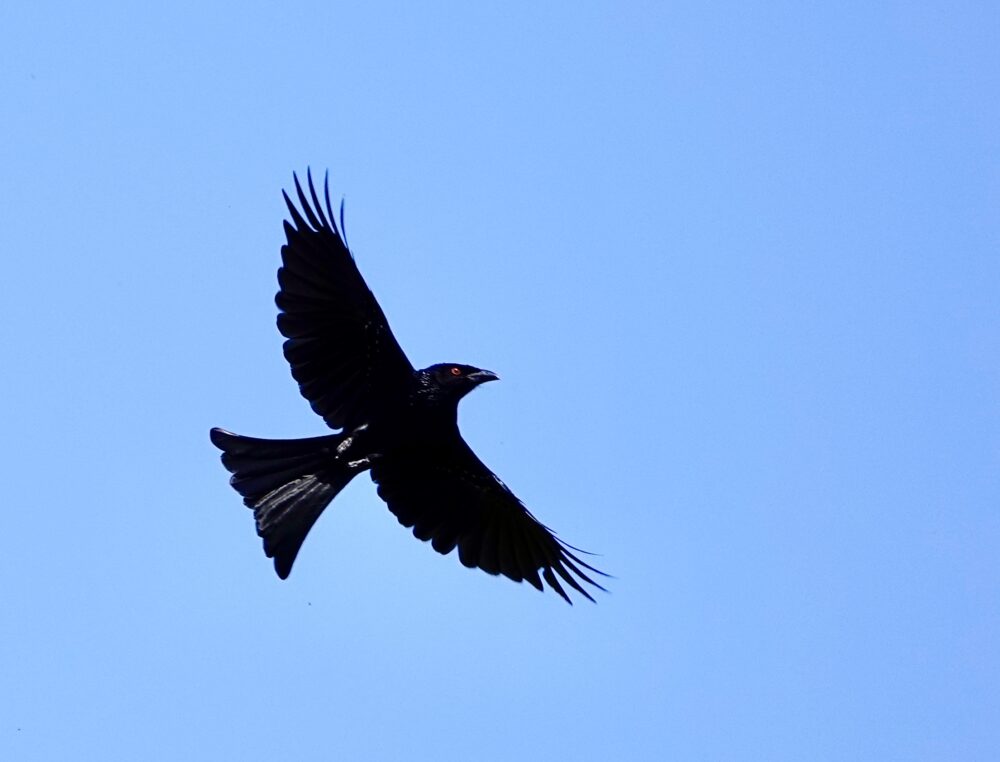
<box><xmin>2</xmin><ymin>2</ymin><xmax>998</xmax><ymax>760</ymax></box>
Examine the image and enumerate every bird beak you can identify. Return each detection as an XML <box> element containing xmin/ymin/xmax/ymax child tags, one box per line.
<box><xmin>468</xmin><ymin>369</ymin><xmax>499</xmax><ymax>385</ymax></box>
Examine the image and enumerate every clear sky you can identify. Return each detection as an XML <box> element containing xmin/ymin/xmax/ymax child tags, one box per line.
<box><xmin>2</xmin><ymin>2</ymin><xmax>998</xmax><ymax>760</ymax></box>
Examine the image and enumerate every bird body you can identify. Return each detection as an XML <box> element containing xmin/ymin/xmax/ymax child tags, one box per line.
<box><xmin>211</xmin><ymin>171</ymin><xmax>605</xmax><ymax>603</ymax></box>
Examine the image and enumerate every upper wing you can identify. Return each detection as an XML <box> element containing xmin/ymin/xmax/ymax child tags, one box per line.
<box><xmin>276</xmin><ymin>170</ymin><xmax>416</xmax><ymax>430</ymax></box>
<box><xmin>371</xmin><ymin>438</ymin><xmax>607</xmax><ymax>604</ymax></box>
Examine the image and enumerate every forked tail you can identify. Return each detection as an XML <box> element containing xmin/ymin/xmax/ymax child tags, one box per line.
<box><xmin>209</xmin><ymin>428</ymin><xmax>357</xmax><ymax>578</ymax></box>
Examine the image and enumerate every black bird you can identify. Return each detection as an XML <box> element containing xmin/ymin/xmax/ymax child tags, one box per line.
<box><xmin>210</xmin><ymin>171</ymin><xmax>606</xmax><ymax>603</ymax></box>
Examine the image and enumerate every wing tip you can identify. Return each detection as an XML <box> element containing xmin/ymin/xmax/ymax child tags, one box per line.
<box><xmin>284</xmin><ymin>168</ymin><xmax>348</xmax><ymax>245</ymax></box>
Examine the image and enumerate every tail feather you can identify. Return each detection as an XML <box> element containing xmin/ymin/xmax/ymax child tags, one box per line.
<box><xmin>210</xmin><ymin>427</ymin><xmax>357</xmax><ymax>579</ymax></box>
<box><xmin>252</xmin><ymin>475</ymin><xmax>339</xmax><ymax>579</ymax></box>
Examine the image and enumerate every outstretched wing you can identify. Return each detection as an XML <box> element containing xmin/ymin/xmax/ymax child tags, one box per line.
<box><xmin>277</xmin><ymin>170</ymin><xmax>416</xmax><ymax>431</ymax></box>
<box><xmin>371</xmin><ymin>439</ymin><xmax>607</xmax><ymax>604</ymax></box>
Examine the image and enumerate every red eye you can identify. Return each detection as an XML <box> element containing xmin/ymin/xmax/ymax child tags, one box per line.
<box><xmin>450</xmin><ymin>367</ymin><xmax>462</xmax><ymax>376</ymax></box>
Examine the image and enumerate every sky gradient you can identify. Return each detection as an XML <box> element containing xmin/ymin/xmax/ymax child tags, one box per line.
<box><xmin>2</xmin><ymin>2</ymin><xmax>998</xmax><ymax>760</ymax></box>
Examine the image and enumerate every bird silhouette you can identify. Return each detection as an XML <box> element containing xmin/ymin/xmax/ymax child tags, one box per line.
<box><xmin>211</xmin><ymin>171</ymin><xmax>606</xmax><ymax>603</ymax></box>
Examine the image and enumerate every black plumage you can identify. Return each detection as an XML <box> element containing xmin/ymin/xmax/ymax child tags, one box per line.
<box><xmin>211</xmin><ymin>170</ymin><xmax>606</xmax><ymax>603</ymax></box>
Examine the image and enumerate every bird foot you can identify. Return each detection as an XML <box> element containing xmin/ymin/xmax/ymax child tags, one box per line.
<box><xmin>347</xmin><ymin>453</ymin><xmax>382</xmax><ymax>470</ymax></box>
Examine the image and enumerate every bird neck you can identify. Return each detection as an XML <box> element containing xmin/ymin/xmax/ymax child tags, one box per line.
<box><xmin>412</xmin><ymin>377</ymin><xmax>462</xmax><ymax>430</ymax></box>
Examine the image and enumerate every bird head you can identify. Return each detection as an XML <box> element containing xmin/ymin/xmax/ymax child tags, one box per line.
<box><xmin>419</xmin><ymin>363</ymin><xmax>499</xmax><ymax>402</ymax></box>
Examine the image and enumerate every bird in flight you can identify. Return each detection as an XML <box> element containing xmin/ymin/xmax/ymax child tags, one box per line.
<box><xmin>210</xmin><ymin>171</ymin><xmax>606</xmax><ymax>603</ymax></box>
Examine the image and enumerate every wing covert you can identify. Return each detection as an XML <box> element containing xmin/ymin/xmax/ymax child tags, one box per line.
<box><xmin>277</xmin><ymin>170</ymin><xmax>416</xmax><ymax>430</ymax></box>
